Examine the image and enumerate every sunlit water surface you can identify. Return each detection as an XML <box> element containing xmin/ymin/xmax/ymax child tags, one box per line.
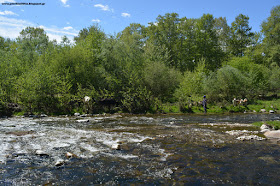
<box><xmin>1</xmin><ymin>113</ymin><xmax>280</xmax><ymax>185</ymax></box>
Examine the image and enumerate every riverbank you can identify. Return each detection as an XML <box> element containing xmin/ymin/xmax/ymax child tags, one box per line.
<box><xmin>1</xmin><ymin>98</ymin><xmax>279</xmax><ymax>118</ymax></box>
<box><xmin>161</xmin><ymin>98</ymin><xmax>280</xmax><ymax>114</ymax></box>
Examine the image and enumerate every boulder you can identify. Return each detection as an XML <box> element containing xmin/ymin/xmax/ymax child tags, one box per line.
<box><xmin>111</xmin><ymin>144</ymin><xmax>121</xmax><ymax>150</ymax></box>
<box><xmin>260</xmin><ymin>109</ymin><xmax>266</xmax><ymax>113</ymax></box>
<box><xmin>65</xmin><ymin>152</ymin><xmax>76</xmax><ymax>159</ymax></box>
<box><xmin>264</xmin><ymin>130</ymin><xmax>280</xmax><ymax>138</ymax></box>
<box><xmin>269</xmin><ymin>110</ymin><xmax>275</xmax><ymax>113</ymax></box>
<box><xmin>35</xmin><ymin>150</ymin><xmax>49</xmax><ymax>157</ymax></box>
<box><xmin>55</xmin><ymin>159</ymin><xmax>65</xmax><ymax>166</ymax></box>
<box><xmin>74</xmin><ymin>113</ymin><xmax>80</xmax><ymax>116</ymax></box>
<box><xmin>260</xmin><ymin>124</ymin><xmax>272</xmax><ymax>133</ymax></box>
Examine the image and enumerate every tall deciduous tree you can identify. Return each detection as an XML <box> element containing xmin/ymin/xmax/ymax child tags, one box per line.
<box><xmin>147</xmin><ymin>13</ymin><xmax>181</xmax><ymax>68</ymax></box>
<box><xmin>214</xmin><ymin>17</ymin><xmax>230</xmax><ymax>53</ymax></box>
<box><xmin>261</xmin><ymin>5</ymin><xmax>280</xmax><ymax>65</ymax></box>
<box><xmin>194</xmin><ymin>14</ymin><xmax>224</xmax><ymax>71</ymax></box>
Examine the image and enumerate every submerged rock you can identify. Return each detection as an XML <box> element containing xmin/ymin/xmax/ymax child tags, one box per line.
<box><xmin>226</xmin><ymin>130</ymin><xmax>258</xmax><ymax>136</ymax></box>
<box><xmin>236</xmin><ymin>135</ymin><xmax>266</xmax><ymax>141</ymax></box>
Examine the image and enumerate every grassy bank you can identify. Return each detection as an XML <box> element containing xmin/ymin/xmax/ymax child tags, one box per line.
<box><xmin>252</xmin><ymin>121</ymin><xmax>280</xmax><ymax>130</ymax></box>
<box><xmin>161</xmin><ymin>98</ymin><xmax>280</xmax><ymax>114</ymax></box>
<box><xmin>5</xmin><ymin>98</ymin><xmax>280</xmax><ymax>117</ymax></box>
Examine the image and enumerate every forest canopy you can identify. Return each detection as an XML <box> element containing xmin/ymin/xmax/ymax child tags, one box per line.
<box><xmin>1</xmin><ymin>5</ymin><xmax>280</xmax><ymax>115</ymax></box>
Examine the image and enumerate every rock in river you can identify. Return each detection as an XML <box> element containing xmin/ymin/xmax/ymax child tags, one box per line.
<box><xmin>77</xmin><ymin>119</ymin><xmax>89</xmax><ymax>123</ymax></box>
<box><xmin>236</xmin><ymin>135</ymin><xmax>266</xmax><ymax>141</ymax></box>
<box><xmin>55</xmin><ymin>159</ymin><xmax>65</xmax><ymax>166</ymax></box>
<box><xmin>260</xmin><ymin>124</ymin><xmax>273</xmax><ymax>133</ymax></box>
<box><xmin>65</xmin><ymin>152</ymin><xmax>76</xmax><ymax>159</ymax></box>
<box><xmin>35</xmin><ymin>150</ymin><xmax>49</xmax><ymax>157</ymax></box>
<box><xmin>264</xmin><ymin>130</ymin><xmax>280</xmax><ymax>138</ymax></box>
<box><xmin>111</xmin><ymin>144</ymin><xmax>121</xmax><ymax>150</ymax></box>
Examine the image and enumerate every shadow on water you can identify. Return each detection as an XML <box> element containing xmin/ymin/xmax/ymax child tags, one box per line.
<box><xmin>0</xmin><ymin>113</ymin><xmax>280</xmax><ymax>185</ymax></box>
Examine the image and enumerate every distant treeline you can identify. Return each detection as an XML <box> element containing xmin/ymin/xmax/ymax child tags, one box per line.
<box><xmin>0</xmin><ymin>5</ymin><xmax>280</xmax><ymax>115</ymax></box>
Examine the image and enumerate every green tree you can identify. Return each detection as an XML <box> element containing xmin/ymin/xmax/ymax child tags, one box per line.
<box><xmin>147</xmin><ymin>13</ymin><xmax>181</xmax><ymax>68</ymax></box>
<box><xmin>194</xmin><ymin>14</ymin><xmax>224</xmax><ymax>71</ymax></box>
<box><xmin>143</xmin><ymin>61</ymin><xmax>182</xmax><ymax>101</ymax></box>
<box><xmin>228</xmin><ymin>14</ymin><xmax>254</xmax><ymax>57</ymax></box>
<box><xmin>261</xmin><ymin>5</ymin><xmax>280</xmax><ymax>65</ymax></box>
<box><xmin>17</xmin><ymin>27</ymin><xmax>49</xmax><ymax>64</ymax></box>
<box><xmin>214</xmin><ymin>17</ymin><xmax>230</xmax><ymax>53</ymax></box>
<box><xmin>174</xmin><ymin>60</ymin><xmax>206</xmax><ymax>104</ymax></box>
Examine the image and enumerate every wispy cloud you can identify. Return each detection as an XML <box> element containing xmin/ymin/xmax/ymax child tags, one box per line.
<box><xmin>60</xmin><ymin>0</ymin><xmax>67</xmax><ymax>4</ymax></box>
<box><xmin>94</xmin><ymin>4</ymin><xmax>113</xmax><ymax>12</ymax></box>
<box><xmin>92</xmin><ymin>19</ymin><xmax>101</xmax><ymax>23</ymax></box>
<box><xmin>0</xmin><ymin>10</ymin><xmax>18</xmax><ymax>16</ymax></box>
<box><xmin>0</xmin><ymin>16</ymin><xmax>78</xmax><ymax>43</ymax></box>
<box><xmin>63</xmin><ymin>26</ymin><xmax>73</xmax><ymax>30</ymax></box>
<box><xmin>60</xmin><ymin>0</ymin><xmax>70</xmax><ymax>7</ymax></box>
<box><xmin>121</xmin><ymin>13</ymin><xmax>131</xmax><ymax>18</ymax></box>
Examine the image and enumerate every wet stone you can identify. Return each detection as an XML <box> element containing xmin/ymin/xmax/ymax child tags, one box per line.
<box><xmin>77</xmin><ymin>119</ymin><xmax>89</xmax><ymax>123</ymax></box>
<box><xmin>35</xmin><ymin>150</ymin><xmax>49</xmax><ymax>157</ymax></box>
<box><xmin>236</xmin><ymin>135</ymin><xmax>266</xmax><ymax>141</ymax></box>
<box><xmin>55</xmin><ymin>159</ymin><xmax>65</xmax><ymax>166</ymax></box>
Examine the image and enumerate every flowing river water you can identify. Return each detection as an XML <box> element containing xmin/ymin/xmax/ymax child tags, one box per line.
<box><xmin>1</xmin><ymin>113</ymin><xmax>280</xmax><ymax>185</ymax></box>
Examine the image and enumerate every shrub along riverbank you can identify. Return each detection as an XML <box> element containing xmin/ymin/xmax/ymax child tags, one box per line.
<box><xmin>0</xmin><ymin>6</ymin><xmax>280</xmax><ymax>116</ymax></box>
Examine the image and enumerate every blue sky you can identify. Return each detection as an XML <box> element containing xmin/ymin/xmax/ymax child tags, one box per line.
<box><xmin>0</xmin><ymin>0</ymin><xmax>279</xmax><ymax>42</ymax></box>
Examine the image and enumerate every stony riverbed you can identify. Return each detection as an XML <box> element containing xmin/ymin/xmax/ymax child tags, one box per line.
<box><xmin>1</xmin><ymin>113</ymin><xmax>280</xmax><ymax>185</ymax></box>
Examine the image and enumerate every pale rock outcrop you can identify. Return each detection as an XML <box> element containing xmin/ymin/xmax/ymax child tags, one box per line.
<box><xmin>264</xmin><ymin>130</ymin><xmax>280</xmax><ymax>138</ymax></box>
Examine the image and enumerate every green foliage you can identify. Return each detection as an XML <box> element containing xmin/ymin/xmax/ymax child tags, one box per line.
<box><xmin>252</xmin><ymin>121</ymin><xmax>280</xmax><ymax>130</ymax></box>
<box><xmin>0</xmin><ymin>100</ymin><xmax>12</xmax><ymax>117</ymax></box>
<box><xmin>175</xmin><ymin>59</ymin><xmax>207</xmax><ymax>103</ymax></box>
<box><xmin>16</xmin><ymin>63</ymin><xmax>59</xmax><ymax>113</ymax></box>
<box><xmin>226</xmin><ymin>56</ymin><xmax>270</xmax><ymax>96</ymax></box>
<box><xmin>228</xmin><ymin>14</ymin><xmax>254</xmax><ymax>57</ymax></box>
<box><xmin>143</xmin><ymin>61</ymin><xmax>182</xmax><ymax>101</ymax></box>
<box><xmin>121</xmin><ymin>74</ymin><xmax>156</xmax><ymax>113</ymax></box>
<box><xmin>213</xmin><ymin>65</ymin><xmax>249</xmax><ymax>101</ymax></box>
<box><xmin>0</xmin><ymin>7</ymin><xmax>280</xmax><ymax>115</ymax></box>
<box><xmin>269</xmin><ymin>63</ymin><xmax>280</xmax><ymax>92</ymax></box>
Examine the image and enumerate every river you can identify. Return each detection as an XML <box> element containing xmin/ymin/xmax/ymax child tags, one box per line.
<box><xmin>1</xmin><ymin>113</ymin><xmax>280</xmax><ymax>185</ymax></box>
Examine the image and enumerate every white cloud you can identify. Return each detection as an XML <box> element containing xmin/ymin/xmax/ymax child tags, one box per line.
<box><xmin>60</xmin><ymin>0</ymin><xmax>70</xmax><ymax>7</ymax></box>
<box><xmin>121</xmin><ymin>13</ymin><xmax>131</xmax><ymax>18</ymax></box>
<box><xmin>60</xmin><ymin>0</ymin><xmax>67</xmax><ymax>4</ymax></box>
<box><xmin>94</xmin><ymin>4</ymin><xmax>113</xmax><ymax>12</ymax></box>
<box><xmin>0</xmin><ymin>10</ymin><xmax>18</xmax><ymax>16</ymax></box>
<box><xmin>0</xmin><ymin>16</ymin><xmax>78</xmax><ymax>43</ymax></box>
<box><xmin>0</xmin><ymin>0</ymin><xmax>15</xmax><ymax>3</ymax></box>
<box><xmin>63</xmin><ymin>26</ymin><xmax>73</xmax><ymax>30</ymax></box>
<box><xmin>92</xmin><ymin>19</ymin><xmax>101</xmax><ymax>23</ymax></box>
